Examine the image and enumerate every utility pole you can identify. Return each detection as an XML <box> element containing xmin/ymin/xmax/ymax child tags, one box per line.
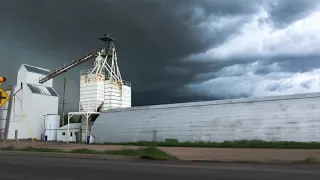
<box><xmin>3</xmin><ymin>85</ymin><xmax>14</xmax><ymax>144</ymax></box>
<box><xmin>61</xmin><ymin>73</ymin><xmax>67</xmax><ymax>126</ymax></box>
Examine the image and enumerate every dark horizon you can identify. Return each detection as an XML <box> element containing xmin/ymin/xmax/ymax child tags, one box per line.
<box><xmin>1</xmin><ymin>0</ymin><xmax>320</xmax><ymax>112</ymax></box>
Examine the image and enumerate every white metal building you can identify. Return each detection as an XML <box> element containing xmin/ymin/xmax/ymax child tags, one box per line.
<box><xmin>91</xmin><ymin>92</ymin><xmax>320</xmax><ymax>143</ymax></box>
<box><xmin>57</xmin><ymin>123</ymin><xmax>81</xmax><ymax>142</ymax></box>
<box><xmin>1</xmin><ymin>64</ymin><xmax>59</xmax><ymax>140</ymax></box>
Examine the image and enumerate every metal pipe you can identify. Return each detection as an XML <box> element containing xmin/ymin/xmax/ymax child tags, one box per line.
<box><xmin>39</xmin><ymin>49</ymin><xmax>102</xmax><ymax>84</ymax></box>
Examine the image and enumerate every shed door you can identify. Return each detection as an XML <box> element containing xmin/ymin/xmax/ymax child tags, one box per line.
<box><xmin>14</xmin><ymin>130</ymin><xmax>18</xmax><ymax>140</ymax></box>
<box><xmin>69</xmin><ymin>131</ymin><xmax>73</xmax><ymax>141</ymax></box>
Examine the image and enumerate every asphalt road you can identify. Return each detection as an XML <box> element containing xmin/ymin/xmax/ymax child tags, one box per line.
<box><xmin>0</xmin><ymin>155</ymin><xmax>320</xmax><ymax>180</ymax></box>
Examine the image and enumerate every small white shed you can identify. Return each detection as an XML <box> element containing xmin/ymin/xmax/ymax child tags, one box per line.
<box><xmin>57</xmin><ymin>123</ymin><xmax>81</xmax><ymax>142</ymax></box>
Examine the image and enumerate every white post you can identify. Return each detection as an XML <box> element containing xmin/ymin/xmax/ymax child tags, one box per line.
<box><xmin>85</xmin><ymin>113</ymin><xmax>88</xmax><ymax>144</ymax></box>
<box><xmin>85</xmin><ymin>113</ymin><xmax>92</xmax><ymax>144</ymax></box>
<box><xmin>67</xmin><ymin>113</ymin><xmax>72</xmax><ymax>144</ymax></box>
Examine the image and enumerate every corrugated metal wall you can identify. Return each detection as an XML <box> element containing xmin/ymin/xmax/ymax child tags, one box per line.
<box><xmin>91</xmin><ymin>92</ymin><xmax>320</xmax><ymax>143</ymax></box>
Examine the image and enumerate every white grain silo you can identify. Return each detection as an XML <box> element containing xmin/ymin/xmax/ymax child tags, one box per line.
<box><xmin>77</xmin><ymin>35</ymin><xmax>131</xmax><ymax>143</ymax></box>
<box><xmin>79</xmin><ymin>66</ymin><xmax>105</xmax><ymax>112</ymax></box>
<box><xmin>121</xmin><ymin>81</ymin><xmax>131</xmax><ymax>108</ymax></box>
<box><xmin>2</xmin><ymin>64</ymin><xmax>59</xmax><ymax>140</ymax></box>
<box><xmin>79</xmin><ymin>36</ymin><xmax>131</xmax><ymax>112</ymax></box>
<box><xmin>44</xmin><ymin>114</ymin><xmax>60</xmax><ymax>141</ymax></box>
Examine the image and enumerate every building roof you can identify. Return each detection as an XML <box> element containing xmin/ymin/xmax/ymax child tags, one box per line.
<box><xmin>23</xmin><ymin>64</ymin><xmax>50</xmax><ymax>75</ymax></box>
<box><xmin>102</xmin><ymin>91</ymin><xmax>320</xmax><ymax>113</ymax></box>
<box><xmin>58</xmin><ymin>123</ymin><xmax>81</xmax><ymax>130</ymax></box>
<box><xmin>26</xmin><ymin>83</ymin><xmax>58</xmax><ymax>97</ymax></box>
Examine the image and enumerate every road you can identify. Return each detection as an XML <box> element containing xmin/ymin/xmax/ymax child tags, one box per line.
<box><xmin>0</xmin><ymin>155</ymin><xmax>320</xmax><ymax>180</ymax></box>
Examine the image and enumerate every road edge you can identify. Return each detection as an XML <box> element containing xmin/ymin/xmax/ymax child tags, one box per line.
<box><xmin>0</xmin><ymin>150</ymin><xmax>140</xmax><ymax>161</ymax></box>
<box><xmin>1</xmin><ymin>150</ymin><xmax>320</xmax><ymax>165</ymax></box>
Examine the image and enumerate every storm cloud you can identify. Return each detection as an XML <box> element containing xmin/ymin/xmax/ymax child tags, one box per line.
<box><xmin>1</xmin><ymin>0</ymin><xmax>320</xmax><ymax>112</ymax></box>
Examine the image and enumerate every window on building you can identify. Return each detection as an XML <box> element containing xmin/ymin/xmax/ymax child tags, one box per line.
<box><xmin>70</xmin><ymin>132</ymin><xmax>73</xmax><ymax>137</ymax></box>
<box><xmin>62</xmin><ymin>132</ymin><xmax>65</xmax><ymax>136</ymax></box>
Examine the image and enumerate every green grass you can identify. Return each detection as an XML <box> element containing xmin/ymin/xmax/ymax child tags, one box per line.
<box><xmin>20</xmin><ymin>146</ymin><xmax>65</xmax><ymax>153</ymax></box>
<box><xmin>68</xmin><ymin>147</ymin><xmax>177</xmax><ymax>160</ymax></box>
<box><xmin>97</xmin><ymin>139</ymin><xmax>320</xmax><ymax>149</ymax></box>
<box><xmin>0</xmin><ymin>145</ymin><xmax>16</xmax><ymax>151</ymax></box>
<box><xmin>103</xmin><ymin>147</ymin><xmax>177</xmax><ymax>160</ymax></box>
<box><xmin>0</xmin><ymin>146</ymin><xmax>177</xmax><ymax>160</ymax></box>
<box><xmin>69</xmin><ymin>148</ymin><xmax>101</xmax><ymax>154</ymax></box>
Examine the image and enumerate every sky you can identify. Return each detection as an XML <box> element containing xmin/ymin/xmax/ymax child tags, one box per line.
<box><xmin>1</xmin><ymin>0</ymin><xmax>320</xmax><ymax>112</ymax></box>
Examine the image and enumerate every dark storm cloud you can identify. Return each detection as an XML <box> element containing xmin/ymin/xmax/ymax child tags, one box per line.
<box><xmin>2</xmin><ymin>0</ymin><xmax>318</xmax><ymax>110</ymax></box>
<box><xmin>0</xmin><ymin>0</ymin><xmax>264</xmax><ymax>110</ymax></box>
<box><xmin>255</xmin><ymin>54</ymin><xmax>320</xmax><ymax>76</ymax></box>
<box><xmin>267</xmin><ymin>0</ymin><xmax>320</xmax><ymax>28</ymax></box>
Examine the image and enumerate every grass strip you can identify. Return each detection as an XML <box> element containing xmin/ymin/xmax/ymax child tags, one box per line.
<box><xmin>0</xmin><ymin>146</ymin><xmax>177</xmax><ymax>160</ymax></box>
<box><xmin>97</xmin><ymin>140</ymin><xmax>320</xmax><ymax>149</ymax></box>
